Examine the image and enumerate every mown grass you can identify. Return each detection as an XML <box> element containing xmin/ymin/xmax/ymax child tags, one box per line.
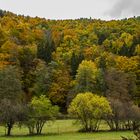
<box><xmin>0</xmin><ymin>120</ymin><xmax>135</xmax><ymax>140</ymax></box>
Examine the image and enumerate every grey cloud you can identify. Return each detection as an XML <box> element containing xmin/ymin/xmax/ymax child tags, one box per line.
<box><xmin>108</xmin><ymin>0</ymin><xmax>140</xmax><ymax>18</ymax></box>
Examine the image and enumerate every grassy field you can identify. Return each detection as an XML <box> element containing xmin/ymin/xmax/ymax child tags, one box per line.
<box><xmin>0</xmin><ymin>120</ymin><xmax>135</xmax><ymax>140</ymax></box>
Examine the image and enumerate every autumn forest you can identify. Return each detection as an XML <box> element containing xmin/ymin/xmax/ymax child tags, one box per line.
<box><xmin>0</xmin><ymin>10</ymin><xmax>140</xmax><ymax>139</ymax></box>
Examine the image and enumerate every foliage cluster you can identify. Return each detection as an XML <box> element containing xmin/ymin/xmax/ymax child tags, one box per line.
<box><xmin>0</xmin><ymin>10</ymin><xmax>140</xmax><ymax>136</ymax></box>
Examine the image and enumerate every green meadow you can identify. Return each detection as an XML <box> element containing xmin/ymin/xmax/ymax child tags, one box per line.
<box><xmin>0</xmin><ymin>120</ymin><xmax>135</xmax><ymax>140</ymax></box>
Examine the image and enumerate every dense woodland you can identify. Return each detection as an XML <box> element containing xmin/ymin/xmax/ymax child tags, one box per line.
<box><xmin>0</xmin><ymin>10</ymin><xmax>140</xmax><ymax>136</ymax></box>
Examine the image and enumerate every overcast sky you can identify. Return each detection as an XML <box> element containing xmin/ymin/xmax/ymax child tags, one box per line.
<box><xmin>0</xmin><ymin>0</ymin><xmax>140</xmax><ymax>20</ymax></box>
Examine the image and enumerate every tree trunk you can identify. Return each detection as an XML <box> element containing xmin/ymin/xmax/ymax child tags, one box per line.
<box><xmin>7</xmin><ymin>122</ymin><xmax>13</xmax><ymax>136</ymax></box>
<box><xmin>36</xmin><ymin>120</ymin><xmax>46</xmax><ymax>135</ymax></box>
<box><xmin>7</xmin><ymin>126</ymin><xmax>12</xmax><ymax>136</ymax></box>
<box><xmin>28</xmin><ymin>126</ymin><xmax>35</xmax><ymax>135</ymax></box>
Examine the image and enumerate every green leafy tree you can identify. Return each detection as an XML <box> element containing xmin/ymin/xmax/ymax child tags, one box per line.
<box><xmin>68</xmin><ymin>92</ymin><xmax>112</xmax><ymax>132</ymax></box>
<box><xmin>31</xmin><ymin>59</ymin><xmax>49</xmax><ymax>96</ymax></box>
<box><xmin>26</xmin><ymin>95</ymin><xmax>59</xmax><ymax>135</ymax></box>
<box><xmin>75</xmin><ymin>60</ymin><xmax>103</xmax><ymax>95</ymax></box>
<box><xmin>31</xmin><ymin>60</ymin><xmax>71</xmax><ymax>110</ymax></box>
<box><xmin>17</xmin><ymin>45</ymin><xmax>37</xmax><ymax>102</ymax></box>
<box><xmin>0</xmin><ymin>65</ymin><xmax>22</xmax><ymax>100</ymax></box>
<box><xmin>0</xmin><ymin>66</ymin><xmax>23</xmax><ymax>136</ymax></box>
<box><xmin>0</xmin><ymin>99</ymin><xmax>24</xmax><ymax>136</ymax></box>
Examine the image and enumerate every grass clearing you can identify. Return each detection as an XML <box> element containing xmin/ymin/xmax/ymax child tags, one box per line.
<box><xmin>0</xmin><ymin>132</ymin><xmax>135</xmax><ymax>140</ymax></box>
<box><xmin>0</xmin><ymin>120</ymin><xmax>135</xmax><ymax>140</ymax></box>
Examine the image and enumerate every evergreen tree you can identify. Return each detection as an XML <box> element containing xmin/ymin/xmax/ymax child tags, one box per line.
<box><xmin>37</xmin><ymin>30</ymin><xmax>55</xmax><ymax>64</ymax></box>
<box><xmin>70</xmin><ymin>52</ymin><xmax>84</xmax><ymax>79</ymax></box>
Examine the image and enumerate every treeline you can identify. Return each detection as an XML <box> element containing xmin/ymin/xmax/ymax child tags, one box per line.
<box><xmin>0</xmin><ymin>10</ymin><xmax>140</xmax><ymax>135</ymax></box>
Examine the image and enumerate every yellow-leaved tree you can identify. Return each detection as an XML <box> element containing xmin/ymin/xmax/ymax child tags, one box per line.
<box><xmin>68</xmin><ymin>92</ymin><xmax>112</xmax><ymax>132</ymax></box>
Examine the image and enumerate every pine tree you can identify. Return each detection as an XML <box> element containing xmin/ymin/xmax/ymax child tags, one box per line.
<box><xmin>37</xmin><ymin>30</ymin><xmax>55</xmax><ymax>64</ymax></box>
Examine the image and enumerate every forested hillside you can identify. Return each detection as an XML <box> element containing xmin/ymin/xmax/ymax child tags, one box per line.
<box><xmin>0</xmin><ymin>10</ymin><xmax>140</xmax><ymax>111</ymax></box>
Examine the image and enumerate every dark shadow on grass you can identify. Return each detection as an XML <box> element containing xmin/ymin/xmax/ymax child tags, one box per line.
<box><xmin>0</xmin><ymin>130</ymin><xmax>133</xmax><ymax>138</ymax></box>
<box><xmin>0</xmin><ymin>133</ymin><xmax>59</xmax><ymax>138</ymax></box>
<box><xmin>78</xmin><ymin>129</ymin><xmax>132</xmax><ymax>133</ymax></box>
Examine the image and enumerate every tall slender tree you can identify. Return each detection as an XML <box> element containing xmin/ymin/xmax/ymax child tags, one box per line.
<box><xmin>37</xmin><ymin>29</ymin><xmax>55</xmax><ymax>64</ymax></box>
